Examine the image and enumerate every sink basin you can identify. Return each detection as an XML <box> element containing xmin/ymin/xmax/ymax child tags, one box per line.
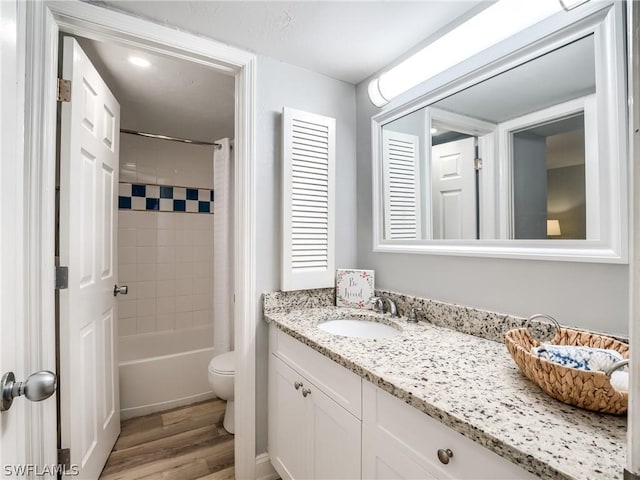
<box><xmin>317</xmin><ymin>318</ymin><xmax>400</xmax><ymax>339</ymax></box>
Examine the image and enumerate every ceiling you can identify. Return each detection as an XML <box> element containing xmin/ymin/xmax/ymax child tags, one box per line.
<box><xmin>74</xmin><ymin>36</ymin><xmax>235</xmax><ymax>141</ymax></box>
<box><xmin>94</xmin><ymin>1</ymin><xmax>484</xmax><ymax>84</ymax></box>
<box><xmin>78</xmin><ymin>1</ymin><xmax>486</xmax><ymax>142</ymax></box>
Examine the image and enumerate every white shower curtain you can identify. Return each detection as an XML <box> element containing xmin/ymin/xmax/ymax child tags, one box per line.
<box><xmin>213</xmin><ymin>138</ymin><xmax>233</xmax><ymax>354</ymax></box>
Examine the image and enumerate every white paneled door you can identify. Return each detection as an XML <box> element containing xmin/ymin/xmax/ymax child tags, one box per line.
<box><xmin>59</xmin><ymin>37</ymin><xmax>121</xmax><ymax>479</ymax></box>
<box><xmin>431</xmin><ymin>137</ymin><xmax>476</xmax><ymax>240</ymax></box>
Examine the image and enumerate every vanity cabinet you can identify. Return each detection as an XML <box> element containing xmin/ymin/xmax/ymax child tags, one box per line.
<box><xmin>362</xmin><ymin>381</ymin><xmax>538</xmax><ymax>479</ymax></box>
<box><xmin>268</xmin><ymin>327</ymin><xmax>362</xmax><ymax>480</ymax></box>
<box><xmin>268</xmin><ymin>325</ymin><xmax>537</xmax><ymax>480</ymax></box>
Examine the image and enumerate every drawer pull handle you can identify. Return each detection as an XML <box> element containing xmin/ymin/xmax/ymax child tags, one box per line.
<box><xmin>437</xmin><ymin>448</ymin><xmax>454</xmax><ymax>465</ymax></box>
<box><xmin>302</xmin><ymin>388</ymin><xmax>312</xmax><ymax>397</ymax></box>
<box><xmin>294</xmin><ymin>381</ymin><xmax>303</xmax><ymax>390</ymax></box>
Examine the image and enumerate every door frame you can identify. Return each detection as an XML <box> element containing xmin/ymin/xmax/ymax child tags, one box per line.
<box><xmin>20</xmin><ymin>1</ymin><xmax>258</xmax><ymax>478</ymax></box>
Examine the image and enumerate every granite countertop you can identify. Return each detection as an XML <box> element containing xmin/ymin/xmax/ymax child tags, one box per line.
<box><xmin>264</xmin><ymin>306</ymin><xmax>627</xmax><ymax>480</ymax></box>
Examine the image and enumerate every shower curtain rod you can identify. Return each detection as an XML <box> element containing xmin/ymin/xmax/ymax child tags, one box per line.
<box><xmin>120</xmin><ymin>128</ymin><xmax>223</xmax><ymax>148</ymax></box>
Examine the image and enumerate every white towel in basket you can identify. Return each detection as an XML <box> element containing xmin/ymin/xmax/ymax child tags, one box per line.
<box><xmin>531</xmin><ymin>344</ymin><xmax>623</xmax><ymax>372</ymax></box>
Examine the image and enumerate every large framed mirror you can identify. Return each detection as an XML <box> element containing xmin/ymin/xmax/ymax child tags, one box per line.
<box><xmin>372</xmin><ymin>1</ymin><xmax>627</xmax><ymax>262</ymax></box>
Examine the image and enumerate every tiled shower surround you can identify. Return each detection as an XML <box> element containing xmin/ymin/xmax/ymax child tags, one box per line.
<box><xmin>117</xmin><ymin>133</ymin><xmax>215</xmax><ymax>337</ymax></box>
<box><xmin>118</xmin><ymin>209</ymin><xmax>214</xmax><ymax>335</ymax></box>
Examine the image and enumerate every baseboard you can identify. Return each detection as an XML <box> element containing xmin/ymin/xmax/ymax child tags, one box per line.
<box><xmin>120</xmin><ymin>392</ymin><xmax>217</xmax><ymax>420</ymax></box>
<box><xmin>256</xmin><ymin>453</ymin><xmax>278</xmax><ymax>480</ymax></box>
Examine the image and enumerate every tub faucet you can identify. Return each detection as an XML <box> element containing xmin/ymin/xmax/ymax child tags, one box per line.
<box><xmin>377</xmin><ymin>295</ymin><xmax>399</xmax><ymax>318</ymax></box>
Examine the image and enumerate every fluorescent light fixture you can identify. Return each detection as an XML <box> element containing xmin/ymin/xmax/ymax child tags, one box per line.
<box><xmin>128</xmin><ymin>56</ymin><xmax>151</xmax><ymax>68</ymax></box>
<box><xmin>368</xmin><ymin>0</ymin><xmax>587</xmax><ymax>107</ymax></box>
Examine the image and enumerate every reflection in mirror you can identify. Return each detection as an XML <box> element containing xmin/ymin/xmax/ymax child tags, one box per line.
<box><xmin>380</xmin><ymin>34</ymin><xmax>595</xmax><ymax>241</ymax></box>
<box><xmin>512</xmin><ymin>113</ymin><xmax>586</xmax><ymax>240</ymax></box>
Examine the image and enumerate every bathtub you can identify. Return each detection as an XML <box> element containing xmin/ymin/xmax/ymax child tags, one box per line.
<box><xmin>119</xmin><ymin>325</ymin><xmax>216</xmax><ymax>419</ymax></box>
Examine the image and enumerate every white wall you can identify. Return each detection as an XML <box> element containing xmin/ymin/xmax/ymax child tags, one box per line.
<box><xmin>255</xmin><ymin>55</ymin><xmax>357</xmax><ymax>453</ymax></box>
<box><xmin>356</xmin><ymin>82</ymin><xmax>629</xmax><ymax>336</ymax></box>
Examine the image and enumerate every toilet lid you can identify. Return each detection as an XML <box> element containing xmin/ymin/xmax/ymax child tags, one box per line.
<box><xmin>209</xmin><ymin>351</ymin><xmax>235</xmax><ymax>375</ymax></box>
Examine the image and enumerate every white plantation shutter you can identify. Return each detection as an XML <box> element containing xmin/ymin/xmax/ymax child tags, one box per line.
<box><xmin>382</xmin><ymin>130</ymin><xmax>421</xmax><ymax>239</ymax></box>
<box><xmin>282</xmin><ymin>107</ymin><xmax>336</xmax><ymax>291</ymax></box>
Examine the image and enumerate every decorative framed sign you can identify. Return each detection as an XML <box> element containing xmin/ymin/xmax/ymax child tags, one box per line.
<box><xmin>336</xmin><ymin>269</ymin><xmax>375</xmax><ymax>308</ymax></box>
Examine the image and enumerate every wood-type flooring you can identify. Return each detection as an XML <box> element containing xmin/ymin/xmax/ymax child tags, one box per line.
<box><xmin>99</xmin><ymin>399</ymin><xmax>234</xmax><ymax>480</ymax></box>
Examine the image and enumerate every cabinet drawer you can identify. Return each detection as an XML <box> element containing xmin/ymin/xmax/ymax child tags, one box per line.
<box><xmin>362</xmin><ymin>381</ymin><xmax>538</xmax><ymax>480</ymax></box>
<box><xmin>270</xmin><ymin>325</ymin><xmax>362</xmax><ymax>418</ymax></box>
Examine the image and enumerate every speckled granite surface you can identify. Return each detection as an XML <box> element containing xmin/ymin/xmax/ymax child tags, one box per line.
<box><xmin>264</xmin><ymin>304</ymin><xmax>627</xmax><ymax>480</ymax></box>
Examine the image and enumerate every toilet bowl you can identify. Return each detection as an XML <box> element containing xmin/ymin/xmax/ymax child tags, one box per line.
<box><xmin>208</xmin><ymin>351</ymin><xmax>235</xmax><ymax>434</ymax></box>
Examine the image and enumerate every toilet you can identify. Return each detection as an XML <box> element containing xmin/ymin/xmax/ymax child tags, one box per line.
<box><xmin>208</xmin><ymin>351</ymin><xmax>235</xmax><ymax>434</ymax></box>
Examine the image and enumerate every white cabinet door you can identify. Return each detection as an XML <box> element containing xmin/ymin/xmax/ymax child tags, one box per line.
<box><xmin>269</xmin><ymin>354</ymin><xmax>362</xmax><ymax>480</ymax></box>
<box><xmin>306</xmin><ymin>381</ymin><xmax>361</xmax><ymax>480</ymax></box>
<box><xmin>59</xmin><ymin>37</ymin><xmax>120</xmax><ymax>479</ymax></box>
<box><xmin>269</xmin><ymin>356</ymin><xmax>307</xmax><ymax>480</ymax></box>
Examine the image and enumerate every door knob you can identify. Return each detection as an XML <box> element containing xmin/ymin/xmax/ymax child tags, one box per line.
<box><xmin>1</xmin><ymin>370</ymin><xmax>57</xmax><ymax>411</ymax></box>
<box><xmin>114</xmin><ymin>284</ymin><xmax>128</xmax><ymax>296</ymax></box>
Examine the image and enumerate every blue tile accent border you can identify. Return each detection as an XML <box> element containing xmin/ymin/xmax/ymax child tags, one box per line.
<box><xmin>118</xmin><ymin>182</ymin><xmax>214</xmax><ymax>214</ymax></box>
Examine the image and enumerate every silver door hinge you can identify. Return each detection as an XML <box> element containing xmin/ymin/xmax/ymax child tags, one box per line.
<box><xmin>57</xmin><ymin>78</ymin><xmax>71</xmax><ymax>102</ymax></box>
<box><xmin>55</xmin><ymin>266</ymin><xmax>68</xmax><ymax>290</ymax></box>
<box><xmin>474</xmin><ymin>158</ymin><xmax>483</xmax><ymax>171</ymax></box>
<box><xmin>57</xmin><ymin>448</ymin><xmax>71</xmax><ymax>469</ymax></box>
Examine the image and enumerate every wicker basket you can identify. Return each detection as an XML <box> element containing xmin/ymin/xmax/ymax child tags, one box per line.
<box><xmin>505</xmin><ymin>315</ymin><xmax>629</xmax><ymax>414</ymax></box>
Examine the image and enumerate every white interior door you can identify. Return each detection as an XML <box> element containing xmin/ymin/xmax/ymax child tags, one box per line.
<box><xmin>59</xmin><ymin>37</ymin><xmax>120</xmax><ymax>479</ymax></box>
<box><xmin>431</xmin><ymin>137</ymin><xmax>476</xmax><ymax>240</ymax></box>
<box><xmin>0</xmin><ymin>0</ymin><xmax>27</xmax><ymax>471</ymax></box>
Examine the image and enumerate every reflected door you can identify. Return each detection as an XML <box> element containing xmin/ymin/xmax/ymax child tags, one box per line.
<box><xmin>431</xmin><ymin>137</ymin><xmax>476</xmax><ymax>239</ymax></box>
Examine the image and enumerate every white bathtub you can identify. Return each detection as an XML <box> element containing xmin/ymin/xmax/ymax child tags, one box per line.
<box><xmin>119</xmin><ymin>325</ymin><xmax>216</xmax><ymax>419</ymax></box>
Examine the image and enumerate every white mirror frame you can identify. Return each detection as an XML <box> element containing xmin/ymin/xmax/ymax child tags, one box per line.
<box><xmin>372</xmin><ymin>1</ymin><xmax>628</xmax><ymax>263</ymax></box>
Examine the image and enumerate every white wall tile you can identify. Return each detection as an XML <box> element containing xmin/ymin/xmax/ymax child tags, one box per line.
<box><xmin>157</xmin><ymin>246</ymin><xmax>176</xmax><ymax>264</ymax></box>
<box><xmin>137</xmin><ymin>228</ymin><xmax>157</xmax><ymax>246</ymax></box>
<box><xmin>119</xmin><ymin>246</ymin><xmax>137</xmax><ymax>265</ymax></box>
<box><xmin>193</xmin><ymin>262</ymin><xmax>209</xmax><ymax>278</ymax></box>
<box><xmin>118</xmin><ymin>229</ymin><xmax>137</xmax><ymax>247</ymax></box>
<box><xmin>134</xmin><ymin>211</ymin><xmax>157</xmax><ymax>229</ymax></box>
<box><xmin>157</xmin><ymin>264</ymin><xmax>175</xmax><ymax>280</ymax></box>
<box><xmin>137</xmin><ymin>281</ymin><xmax>157</xmax><ymax>299</ymax></box>
<box><xmin>174</xmin><ymin>312</ymin><xmax>193</xmax><ymax>330</ymax></box>
<box><xmin>157</xmin><ymin>229</ymin><xmax>176</xmax><ymax>246</ymax></box>
<box><xmin>157</xmin><ymin>296</ymin><xmax>176</xmax><ymax>313</ymax></box>
<box><xmin>137</xmin><ymin>246</ymin><xmax>156</xmax><ymax>264</ymax></box>
<box><xmin>119</xmin><ymin>264</ymin><xmax>136</xmax><ymax>283</ymax></box>
<box><xmin>137</xmin><ymin>315</ymin><xmax>156</xmax><ymax>334</ymax></box>
<box><xmin>118</xmin><ymin>299</ymin><xmax>136</xmax><ymax>319</ymax></box>
<box><xmin>192</xmin><ymin>277</ymin><xmax>210</xmax><ymax>295</ymax></box>
<box><xmin>175</xmin><ymin>278</ymin><xmax>192</xmax><ymax>297</ymax></box>
<box><xmin>193</xmin><ymin>310</ymin><xmax>212</xmax><ymax>326</ymax></box>
<box><xmin>175</xmin><ymin>248</ymin><xmax>194</xmax><ymax>263</ymax></box>
<box><xmin>119</xmin><ymin>316</ymin><xmax>137</xmax><ymax>336</ymax></box>
<box><xmin>175</xmin><ymin>263</ymin><xmax>194</xmax><ymax>279</ymax></box>
<box><xmin>157</xmin><ymin>279</ymin><xmax>175</xmax><ymax>297</ymax></box>
<box><xmin>192</xmin><ymin>294</ymin><xmax>210</xmax><ymax>311</ymax></box>
<box><xmin>156</xmin><ymin>212</ymin><xmax>176</xmax><ymax>229</ymax></box>
<box><xmin>137</xmin><ymin>298</ymin><xmax>157</xmax><ymax>317</ymax></box>
<box><xmin>132</xmin><ymin>196</ymin><xmax>146</xmax><ymax>210</ymax></box>
<box><xmin>136</xmin><ymin>264</ymin><xmax>157</xmax><ymax>282</ymax></box>
<box><xmin>156</xmin><ymin>313</ymin><xmax>174</xmax><ymax>331</ymax></box>
<box><xmin>175</xmin><ymin>295</ymin><xmax>193</xmax><ymax>313</ymax></box>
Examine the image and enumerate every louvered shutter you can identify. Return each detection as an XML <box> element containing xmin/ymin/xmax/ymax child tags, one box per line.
<box><xmin>282</xmin><ymin>107</ymin><xmax>336</xmax><ymax>291</ymax></box>
<box><xmin>382</xmin><ymin>130</ymin><xmax>421</xmax><ymax>239</ymax></box>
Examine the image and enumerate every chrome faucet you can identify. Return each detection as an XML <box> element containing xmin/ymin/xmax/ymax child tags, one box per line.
<box><xmin>374</xmin><ymin>295</ymin><xmax>398</xmax><ymax>317</ymax></box>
